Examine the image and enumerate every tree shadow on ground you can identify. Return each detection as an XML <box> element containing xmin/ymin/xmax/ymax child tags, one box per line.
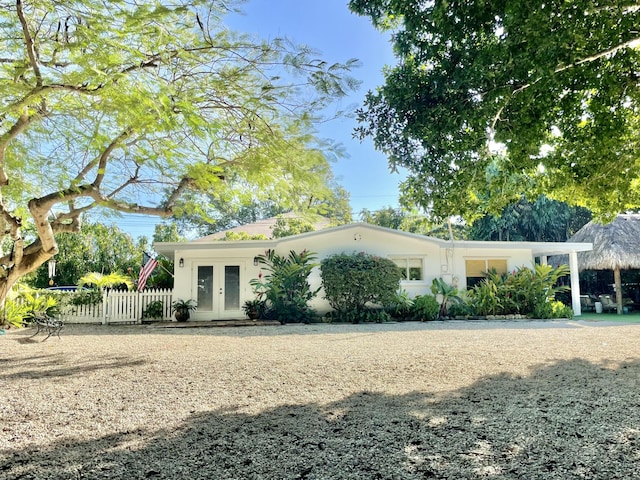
<box><xmin>0</xmin><ymin>353</ymin><xmax>147</xmax><ymax>380</ymax></box>
<box><xmin>2</xmin><ymin>359</ymin><xmax>640</xmax><ymax>479</ymax></box>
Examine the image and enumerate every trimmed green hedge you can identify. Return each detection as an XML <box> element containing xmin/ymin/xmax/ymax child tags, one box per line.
<box><xmin>320</xmin><ymin>252</ymin><xmax>402</xmax><ymax>322</ymax></box>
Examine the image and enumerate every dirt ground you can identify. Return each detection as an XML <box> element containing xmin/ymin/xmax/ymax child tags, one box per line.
<box><xmin>1</xmin><ymin>320</ymin><xmax>640</xmax><ymax>479</ymax></box>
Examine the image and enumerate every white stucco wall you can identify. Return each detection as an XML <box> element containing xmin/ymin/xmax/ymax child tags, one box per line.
<box><xmin>163</xmin><ymin>225</ymin><xmax>553</xmax><ymax>320</ymax></box>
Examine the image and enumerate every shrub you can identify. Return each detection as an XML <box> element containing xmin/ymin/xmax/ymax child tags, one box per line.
<box><xmin>1</xmin><ymin>285</ymin><xmax>62</xmax><ymax>328</ymax></box>
<box><xmin>533</xmin><ymin>300</ymin><xmax>574</xmax><ymax>319</ymax></box>
<box><xmin>320</xmin><ymin>252</ymin><xmax>402</xmax><ymax>321</ymax></box>
<box><xmin>448</xmin><ymin>301</ymin><xmax>473</xmax><ymax>318</ymax></box>
<box><xmin>44</xmin><ymin>289</ymin><xmax>101</xmax><ymax>306</ymax></box>
<box><xmin>411</xmin><ymin>294</ymin><xmax>439</xmax><ymax>321</ymax></box>
<box><xmin>430</xmin><ymin>278</ymin><xmax>462</xmax><ymax>318</ymax></box>
<box><xmin>21</xmin><ymin>291</ymin><xmax>60</xmax><ymax>322</ymax></box>
<box><xmin>250</xmin><ymin>249</ymin><xmax>319</xmax><ymax>324</ymax></box>
<box><xmin>386</xmin><ymin>289</ymin><xmax>414</xmax><ymax>321</ymax></box>
<box><xmin>142</xmin><ymin>300</ymin><xmax>164</xmax><ymax>320</ymax></box>
<box><xmin>330</xmin><ymin>307</ymin><xmax>392</xmax><ymax>324</ymax></box>
<box><xmin>0</xmin><ymin>300</ymin><xmax>29</xmax><ymax>328</ymax></box>
<box><xmin>468</xmin><ymin>277</ymin><xmax>503</xmax><ymax>316</ymax></box>
<box><xmin>242</xmin><ymin>299</ymin><xmax>267</xmax><ymax>319</ymax></box>
<box><xmin>68</xmin><ymin>290</ymin><xmax>102</xmax><ymax>306</ymax></box>
<box><xmin>468</xmin><ymin>264</ymin><xmax>571</xmax><ymax>317</ymax></box>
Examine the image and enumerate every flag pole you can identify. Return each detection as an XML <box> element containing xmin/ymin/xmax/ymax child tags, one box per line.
<box><xmin>152</xmin><ymin>251</ymin><xmax>175</xmax><ymax>278</ymax></box>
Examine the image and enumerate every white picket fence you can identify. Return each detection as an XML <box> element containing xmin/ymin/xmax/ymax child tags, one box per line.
<box><xmin>58</xmin><ymin>289</ymin><xmax>174</xmax><ymax>324</ymax></box>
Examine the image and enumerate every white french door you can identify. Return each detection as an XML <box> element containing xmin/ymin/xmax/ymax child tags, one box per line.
<box><xmin>193</xmin><ymin>262</ymin><xmax>243</xmax><ymax>319</ymax></box>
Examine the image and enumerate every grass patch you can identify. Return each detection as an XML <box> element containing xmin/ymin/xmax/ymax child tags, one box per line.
<box><xmin>577</xmin><ymin>311</ymin><xmax>640</xmax><ymax>322</ymax></box>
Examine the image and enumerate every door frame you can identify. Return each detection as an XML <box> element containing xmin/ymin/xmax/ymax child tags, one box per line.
<box><xmin>190</xmin><ymin>259</ymin><xmax>247</xmax><ymax>320</ymax></box>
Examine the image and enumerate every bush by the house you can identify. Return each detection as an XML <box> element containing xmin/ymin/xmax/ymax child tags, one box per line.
<box><xmin>448</xmin><ymin>301</ymin><xmax>473</xmax><ymax>318</ymax></box>
<box><xmin>250</xmin><ymin>249</ymin><xmax>319</xmax><ymax>324</ymax></box>
<box><xmin>326</xmin><ymin>307</ymin><xmax>392</xmax><ymax>324</ymax></box>
<box><xmin>142</xmin><ymin>300</ymin><xmax>164</xmax><ymax>320</ymax></box>
<box><xmin>320</xmin><ymin>252</ymin><xmax>402</xmax><ymax>323</ymax></box>
<box><xmin>533</xmin><ymin>300</ymin><xmax>574</xmax><ymax>320</ymax></box>
<box><xmin>386</xmin><ymin>289</ymin><xmax>414</xmax><ymax>321</ymax></box>
<box><xmin>430</xmin><ymin>278</ymin><xmax>462</xmax><ymax>318</ymax></box>
<box><xmin>468</xmin><ymin>264</ymin><xmax>571</xmax><ymax>318</ymax></box>
<box><xmin>411</xmin><ymin>294</ymin><xmax>440</xmax><ymax>321</ymax></box>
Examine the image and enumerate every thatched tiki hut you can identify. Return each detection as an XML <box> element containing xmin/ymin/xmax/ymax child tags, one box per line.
<box><xmin>569</xmin><ymin>214</ymin><xmax>640</xmax><ymax>314</ymax></box>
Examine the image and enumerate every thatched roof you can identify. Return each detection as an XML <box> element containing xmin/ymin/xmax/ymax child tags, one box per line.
<box><xmin>569</xmin><ymin>214</ymin><xmax>640</xmax><ymax>271</ymax></box>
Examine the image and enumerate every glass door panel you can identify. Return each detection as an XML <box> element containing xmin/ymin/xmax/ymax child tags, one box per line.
<box><xmin>197</xmin><ymin>266</ymin><xmax>214</xmax><ymax>311</ymax></box>
<box><xmin>224</xmin><ymin>266</ymin><xmax>240</xmax><ymax>310</ymax></box>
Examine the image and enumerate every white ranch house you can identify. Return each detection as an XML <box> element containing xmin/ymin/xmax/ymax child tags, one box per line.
<box><xmin>154</xmin><ymin>223</ymin><xmax>592</xmax><ymax>320</ymax></box>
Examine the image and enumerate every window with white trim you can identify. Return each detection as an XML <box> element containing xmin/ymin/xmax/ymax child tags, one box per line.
<box><xmin>465</xmin><ymin>259</ymin><xmax>508</xmax><ymax>287</ymax></box>
<box><xmin>393</xmin><ymin>258</ymin><xmax>424</xmax><ymax>281</ymax></box>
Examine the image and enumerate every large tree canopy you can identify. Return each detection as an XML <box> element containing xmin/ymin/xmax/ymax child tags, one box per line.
<box><xmin>349</xmin><ymin>0</ymin><xmax>640</xmax><ymax>220</ymax></box>
<box><xmin>0</xmin><ymin>0</ymin><xmax>357</xmax><ymax>301</ymax></box>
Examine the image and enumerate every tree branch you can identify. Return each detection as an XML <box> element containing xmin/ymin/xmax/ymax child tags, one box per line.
<box><xmin>92</xmin><ymin>129</ymin><xmax>132</xmax><ymax>188</ymax></box>
<box><xmin>554</xmin><ymin>37</ymin><xmax>640</xmax><ymax>75</ymax></box>
<box><xmin>489</xmin><ymin>36</ymin><xmax>640</xmax><ymax>137</ymax></box>
<box><xmin>16</xmin><ymin>0</ymin><xmax>42</xmax><ymax>86</ymax></box>
<box><xmin>0</xmin><ymin>112</ymin><xmax>40</xmax><ymax>185</ymax></box>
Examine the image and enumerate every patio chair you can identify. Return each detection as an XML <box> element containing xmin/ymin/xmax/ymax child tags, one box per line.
<box><xmin>29</xmin><ymin>312</ymin><xmax>64</xmax><ymax>341</ymax></box>
<box><xmin>598</xmin><ymin>295</ymin><xmax>618</xmax><ymax>313</ymax></box>
<box><xmin>580</xmin><ymin>295</ymin><xmax>597</xmax><ymax>312</ymax></box>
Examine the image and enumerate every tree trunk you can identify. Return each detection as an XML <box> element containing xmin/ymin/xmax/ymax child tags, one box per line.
<box><xmin>614</xmin><ymin>267</ymin><xmax>623</xmax><ymax>315</ymax></box>
<box><xmin>0</xmin><ymin>249</ymin><xmax>53</xmax><ymax>307</ymax></box>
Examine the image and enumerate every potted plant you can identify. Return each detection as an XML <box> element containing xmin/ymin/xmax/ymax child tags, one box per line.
<box><xmin>242</xmin><ymin>299</ymin><xmax>265</xmax><ymax>320</ymax></box>
<box><xmin>172</xmin><ymin>299</ymin><xmax>197</xmax><ymax>322</ymax></box>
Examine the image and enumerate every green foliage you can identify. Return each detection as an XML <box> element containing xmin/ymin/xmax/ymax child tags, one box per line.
<box><xmin>0</xmin><ymin>0</ymin><xmax>358</xmax><ymax>304</ymax></box>
<box><xmin>171</xmin><ymin>299</ymin><xmax>198</xmax><ymax>313</ymax></box>
<box><xmin>68</xmin><ymin>290</ymin><xmax>103</xmax><ymax>306</ymax></box>
<box><xmin>44</xmin><ymin>289</ymin><xmax>103</xmax><ymax>307</ymax></box>
<box><xmin>223</xmin><ymin>231</ymin><xmax>269</xmax><ymax>241</ymax></box>
<box><xmin>385</xmin><ymin>289</ymin><xmax>414</xmax><ymax>321</ymax></box>
<box><xmin>359</xmin><ymin>207</ymin><xmax>405</xmax><ymax>230</ymax></box>
<box><xmin>144</xmin><ymin>257</ymin><xmax>173</xmax><ymax>290</ymax></box>
<box><xmin>142</xmin><ymin>300</ymin><xmax>164</xmax><ymax>320</ymax></box>
<box><xmin>468</xmin><ymin>196</ymin><xmax>592</xmax><ymax>242</ymax></box>
<box><xmin>327</xmin><ymin>308</ymin><xmax>391</xmax><ymax>324</ymax></box>
<box><xmin>448</xmin><ymin>302</ymin><xmax>474</xmax><ymax>318</ymax></box>
<box><xmin>250</xmin><ymin>250</ymin><xmax>319</xmax><ymax>324</ymax></box>
<box><xmin>469</xmin><ymin>264</ymin><xmax>571</xmax><ymax>317</ymax></box>
<box><xmin>153</xmin><ymin>223</ymin><xmax>184</xmax><ymax>243</ymax></box>
<box><xmin>271</xmin><ymin>216</ymin><xmax>315</xmax><ymax>238</ymax></box>
<box><xmin>430</xmin><ymin>278</ymin><xmax>462</xmax><ymax>318</ymax></box>
<box><xmin>18</xmin><ymin>291</ymin><xmax>60</xmax><ymax>324</ymax></box>
<box><xmin>27</xmin><ymin>222</ymin><xmax>140</xmax><ymax>289</ymax></box>
<box><xmin>78</xmin><ymin>272</ymin><xmax>134</xmax><ymax>291</ymax></box>
<box><xmin>242</xmin><ymin>299</ymin><xmax>267</xmax><ymax>319</ymax></box>
<box><xmin>0</xmin><ymin>300</ymin><xmax>29</xmax><ymax>328</ymax></box>
<box><xmin>320</xmin><ymin>252</ymin><xmax>402</xmax><ymax>319</ymax></box>
<box><xmin>177</xmin><ymin>181</ymin><xmax>352</xmax><ymax>237</ymax></box>
<box><xmin>468</xmin><ymin>278</ymin><xmax>503</xmax><ymax>317</ymax></box>
<box><xmin>533</xmin><ymin>300</ymin><xmax>574</xmax><ymax>320</ymax></box>
<box><xmin>358</xmin><ymin>206</ymin><xmax>470</xmax><ymax>239</ymax></box>
<box><xmin>350</xmin><ymin>0</ymin><xmax>640</xmax><ymax>220</ymax></box>
<box><xmin>411</xmin><ymin>295</ymin><xmax>440</xmax><ymax>322</ymax></box>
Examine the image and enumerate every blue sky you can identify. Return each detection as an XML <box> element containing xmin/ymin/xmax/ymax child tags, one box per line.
<box><xmin>117</xmin><ymin>0</ymin><xmax>403</xmax><ymax>239</ymax></box>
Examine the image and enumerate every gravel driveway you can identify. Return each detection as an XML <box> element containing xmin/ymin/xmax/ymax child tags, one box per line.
<box><xmin>1</xmin><ymin>320</ymin><xmax>639</xmax><ymax>479</ymax></box>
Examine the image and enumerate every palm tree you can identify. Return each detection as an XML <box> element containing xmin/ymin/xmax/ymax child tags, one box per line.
<box><xmin>78</xmin><ymin>272</ymin><xmax>134</xmax><ymax>291</ymax></box>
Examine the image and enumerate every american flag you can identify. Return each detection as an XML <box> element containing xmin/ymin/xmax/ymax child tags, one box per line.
<box><xmin>138</xmin><ymin>252</ymin><xmax>158</xmax><ymax>291</ymax></box>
